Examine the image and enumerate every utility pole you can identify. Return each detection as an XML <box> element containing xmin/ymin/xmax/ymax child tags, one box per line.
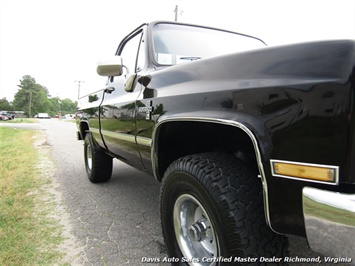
<box><xmin>174</xmin><ymin>5</ymin><xmax>178</xmax><ymax>21</ymax></box>
<box><xmin>174</xmin><ymin>5</ymin><xmax>183</xmax><ymax>22</ymax></box>
<box><xmin>28</xmin><ymin>91</ymin><xmax>32</xmax><ymax>118</ymax></box>
<box><xmin>57</xmin><ymin>94</ymin><xmax>62</xmax><ymax>118</ymax></box>
<box><xmin>75</xmin><ymin>80</ymin><xmax>84</xmax><ymax>100</ymax></box>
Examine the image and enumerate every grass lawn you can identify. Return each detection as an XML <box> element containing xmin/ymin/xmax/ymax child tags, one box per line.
<box><xmin>0</xmin><ymin>127</ymin><xmax>65</xmax><ymax>265</ymax></box>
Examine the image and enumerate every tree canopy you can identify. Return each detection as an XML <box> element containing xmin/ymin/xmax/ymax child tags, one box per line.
<box><xmin>0</xmin><ymin>98</ymin><xmax>13</xmax><ymax>111</ymax></box>
<box><xmin>10</xmin><ymin>75</ymin><xmax>77</xmax><ymax>117</ymax></box>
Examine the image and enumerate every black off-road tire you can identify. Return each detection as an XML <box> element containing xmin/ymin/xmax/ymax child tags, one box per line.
<box><xmin>160</xmin><ymin>152</ymin><xmax>288</xmax><ymax>265</ymax></box>
<box><xmin>84</xmin><ymin>132</ymin><xmax>112</xmax><ymax>183</ymax></box>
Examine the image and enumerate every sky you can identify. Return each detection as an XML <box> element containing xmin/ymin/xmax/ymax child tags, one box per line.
<box><xmin>0</xmin><ymin>0</ymin><xmax>355</xmax><ymax>102</ymax></box>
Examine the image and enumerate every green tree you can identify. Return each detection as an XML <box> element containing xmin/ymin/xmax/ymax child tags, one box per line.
<box><xmin>60</xmin><ymin>98</ymin><xmax>77</xmax><ymax>114</ymax></box>
<box><xmin>13</xmin><ymin>75</ymin><xmax>51</xmax><ymax>117</ymax></box>
<box><xmin>49</xmin><ymin>97</ymin><xmax>77</xmax><ymax>117</ymax></box>
<box><xmin>0</xmin><ymin>98</ymin><xmax>13</xmax><ymax>111</ymax></box>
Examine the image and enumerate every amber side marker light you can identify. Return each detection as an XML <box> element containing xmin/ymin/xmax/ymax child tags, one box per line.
<box><xmin>270</xmin><ymin>160</ymin><xmax>338</xmax><ymax>184</ymax></box>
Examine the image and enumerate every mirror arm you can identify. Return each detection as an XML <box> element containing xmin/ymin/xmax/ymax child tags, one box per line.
<box><xmin>122</xmin><ymin>65</ymin><xmax>129</xmax><ymax>75</ymax></box>
<box><xmin>104</xmin><ymin>87</ymin><xmax>115</xmax><ymax>94</ymax></box>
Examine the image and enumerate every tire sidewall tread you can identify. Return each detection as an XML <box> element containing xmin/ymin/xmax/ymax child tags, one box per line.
<box><xmin>84</xmin><ymin>133</ymin><xmax>113</xmax><ymax>183</ymax></box>
<box><xmin>160</xmin><ymin>152</ymin><xmax>289</xmax><ymax>263</ymax></box>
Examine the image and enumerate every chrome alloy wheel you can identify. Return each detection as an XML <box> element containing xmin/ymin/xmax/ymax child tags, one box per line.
<box><xmin>86</xmin><ymin>142</ymin><xmax>92</xmax><ymax>170</ymax></box>
<box><xmin>174</xmin><ymin>194</ymin><xmax>218</xmax><ymax>265</ymax></box>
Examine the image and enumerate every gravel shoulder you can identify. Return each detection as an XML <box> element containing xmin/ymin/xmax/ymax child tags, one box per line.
<box><xmin>33</xmin><ymin>129</ymin><xmax>85</xmax><ymax>265</ymax></box>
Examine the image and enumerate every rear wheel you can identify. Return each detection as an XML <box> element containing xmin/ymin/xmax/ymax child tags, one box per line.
<box><xmin>84</xmin><ymin>132</ymin><xmax>112</xmax><ymax>183</ymax></box>
<box><xmin>160</xmin><ymin>152</ymin><xmax>288</xmax><ymax>265</ymax></box>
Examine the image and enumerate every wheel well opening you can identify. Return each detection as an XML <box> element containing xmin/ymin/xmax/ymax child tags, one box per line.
<box><xmin>156</xmin><ymin>121</ymin><xmax>258</xmax><ymax>181</ymax></box>
<box><xmin>80</xmin><ymin>122</ymin><xmax>89</xmax><ymax>140</ymax></box>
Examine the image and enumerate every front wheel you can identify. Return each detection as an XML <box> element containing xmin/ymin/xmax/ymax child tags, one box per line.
<box><xmin>84</xmin><ymin>132</ymin><xmax>112</xmax><ymax>183</ymax></box>
<box><xmin>173</xmin><ymin>193</ymin><xmax>219</xmax><ymax>260</ymax></box>
<box><xmin>160</xmin><ymin>153</ymin><xmax>288</xmax><ymax>265</ymax></box>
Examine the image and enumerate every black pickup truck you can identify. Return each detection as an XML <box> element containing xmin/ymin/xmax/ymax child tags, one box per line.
<box><xmin>77</xmin><ymin>21</ymin><xmax>355</xmax><ymax>264</ymax></box>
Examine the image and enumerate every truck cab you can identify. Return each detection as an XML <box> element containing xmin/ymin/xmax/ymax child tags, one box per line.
<box><xmin>77</xmin><ymin>21</ymin><xmax>355</xmax><ymax>263</ymax></box>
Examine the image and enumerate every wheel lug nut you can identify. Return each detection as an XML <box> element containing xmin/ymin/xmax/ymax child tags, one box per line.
<box><xmin>188</xmin><ymin>221</ymin><xmax>207</xmax><ymax>242</ymax></box>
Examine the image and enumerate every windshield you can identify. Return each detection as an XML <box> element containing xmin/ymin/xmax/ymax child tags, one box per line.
<box><xmin>152</xmin><ymin>23</ymin><xmax>266</xmax><ymax>65</ymax></box>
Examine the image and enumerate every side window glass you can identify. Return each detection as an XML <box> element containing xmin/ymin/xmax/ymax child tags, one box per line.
<box><xmin>119</xmin><ymin>32</ymin><xmax>144</xmax><ymax>74</ymax></box>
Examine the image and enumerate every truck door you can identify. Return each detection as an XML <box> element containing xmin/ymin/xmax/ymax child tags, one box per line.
<box><xmin>99</xmin><ymin>29</ymin><xmax>145</xmax><ymax>169</ymax></box>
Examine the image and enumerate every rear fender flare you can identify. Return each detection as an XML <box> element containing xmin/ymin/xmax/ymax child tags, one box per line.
<box><xmin>151</xmin><ymin>116</ymin><xmax>274</xmax><ymax>231</ymax></box>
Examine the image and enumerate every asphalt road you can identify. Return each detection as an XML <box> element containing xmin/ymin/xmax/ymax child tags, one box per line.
<box><xmin>38</xmin><ymin>119</ymin><xmax>166</xmax><ymax>265</ymax></box>
<box><xmin>2</xmin><ymin>119</ymin><xmax>334</xmax><ymax>265</ymax></box>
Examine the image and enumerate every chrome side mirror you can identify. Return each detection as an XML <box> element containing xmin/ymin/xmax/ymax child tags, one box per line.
<box><xmin>96</xmin><ymin>56</ymin><xmax>123</xmax><ymax>76</ymax></box>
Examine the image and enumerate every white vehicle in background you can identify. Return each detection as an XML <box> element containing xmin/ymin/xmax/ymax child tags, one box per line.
<box><xmin>64</xmin><ymin>114</ymin><xmax>76</xmax><ymax>119</ymax></box>
<box><xmin>36</xmin><ymin>113</ymin><xmax>51</xmax><ymax>119</ymax></box>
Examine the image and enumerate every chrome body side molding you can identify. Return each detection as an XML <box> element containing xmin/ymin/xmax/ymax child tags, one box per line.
<box><xmin>136</xmin><ymin>136</ymin><xmax>152</xmax><ymax>147</ymax></box>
